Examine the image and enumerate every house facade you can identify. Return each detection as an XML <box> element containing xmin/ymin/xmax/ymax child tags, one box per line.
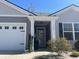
<box><xmin>28</xmin><ymin>4</ymin><xmax>79</xmax><ymax>51</ymax></box>
<box><xmin>0</xmin><ymin>0</ymin><xmax>78</xmax><ymax>52</ymax></box>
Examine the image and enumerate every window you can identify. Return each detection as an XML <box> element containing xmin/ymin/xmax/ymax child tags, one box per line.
<box><xmin>19</xmin><ymin>26</ymin><xmax>24</xmax><ymax>29</ymax></box>
<box><xmin>59</xmin><ymin>23</ymin><xmax>79</xmax><ymax>41</ymax></box>
<box><xmin>64</xmin><ymin>32</ymin><xmax>73</xmax><ymax>40</ymax></box>
<box><xmin>74</xmin><ymin>24</ymin><xmax>79</xmax><ymax>40</ymax></box>
<box><xmin>13</xmin><ymin>26</ymin><xmax>17</xmax><ymax>29</ymax></box>
<box><xmin>75</xmin><ymin>32</ymin><xmax>79</xmax><ymax>40</ymax></box>
<box><xmin>63</xmin><ymin>23</ymin><xmax>73</xmax><ymax>40</ymax></box>
<box><xmin>74</xmin><ymin>24</ymin><xmax>79</xmax><ymax>31</ymax></box>
<box><xmin>0</xmin><ymin>26</ymin><xmax>2</xmax><ymax>29</ymax></box>
<box><xmin>5</xmin><ymin>26</ymin><xmax>9</xmax><ymax>29</ymax></box>
<box><xmin>64</xmin><ymin>23</ymin><xmax>72</xmax><ymax>31</ymax></box>
<box><xmin>59</xmin><ymin>23</ymin><xmax>73</xmax><ymax>40</ymax></box>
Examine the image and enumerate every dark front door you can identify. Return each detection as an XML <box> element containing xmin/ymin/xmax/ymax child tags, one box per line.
<box><xmin>34</xmin><ymin>21</ymin><xmax>50</xmax><ymax>50</ymax></box>
<box><xmin>36</xmin><ymin>27</ymin><xmax>46</xmax><ymax>48</ymax></box>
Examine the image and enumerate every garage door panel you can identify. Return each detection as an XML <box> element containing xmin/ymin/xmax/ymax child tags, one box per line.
<box><xmin>0</xmin><ymin>23</ymin><xmax>26</xmax><ymax>51</ymax></box>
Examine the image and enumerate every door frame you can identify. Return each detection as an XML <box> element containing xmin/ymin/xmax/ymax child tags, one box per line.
<box><xmin>34</xmin><ymin>23</ymin><xmax>48</xmax><ymax>50</ymax></box>
<box><xmin>24</xmin><ymin>23</ymin><xmax>27</xmax><ymax>52</ymax></box>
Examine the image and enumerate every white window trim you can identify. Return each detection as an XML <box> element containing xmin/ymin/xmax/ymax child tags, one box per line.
<box><xmin>62</xmin><ymin>23</ymin><xmax>73</xmax><ymax>39</ymax></box>
<box><xmin>62</xmin><ymin>22</ymin><xmax>73</xmax><ymax>41</ymax></box>
<box><xmin>62</xmin><ymin>22</ymin><xmax>79</xmax><ymax>41</ymax></box>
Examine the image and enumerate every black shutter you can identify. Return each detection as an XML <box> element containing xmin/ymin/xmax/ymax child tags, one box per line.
<box><xmin>59</xmin><ymin>23</ymin><xmax>63</xmax><ymax>38</ymax></box>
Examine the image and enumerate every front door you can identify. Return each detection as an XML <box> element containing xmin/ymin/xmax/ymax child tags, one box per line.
<box><xmin>34</xmin><ymin>21</ymin><xmax>50</xmax><ymax>50</ymax></box>
<box><xmin>36</xmin><ymin>27</ymin><xmax>46</xmax><ymax>48</ymax></box>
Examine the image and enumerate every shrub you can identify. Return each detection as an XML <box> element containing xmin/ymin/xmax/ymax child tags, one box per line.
<box><xmin>74</xmin><ymin>40</ymin><xmax>79</xmax><ymax>51</ymax></box>
<box><xmin>47</xmin><ymin>39</ymin><xmax>55</xmax><ymax>51</ymax></box>
<box><xmin>47</xmin><ymin>38</ymin><xmax>72</xmax><ymax>55</ymax></box>
<box><xmin>28</xmin><ymin>34</ymin><xmax>33</xmax><ymax>53</ymax></box>
<box><xmin>70</xmin><ymin>51</ymin><xmax>79</xmax><ymax>57</ymax></box>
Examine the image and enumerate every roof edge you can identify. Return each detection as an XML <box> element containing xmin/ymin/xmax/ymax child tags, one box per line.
<box><xmin>5</xmin><ymin>0</ymin><xmax>37</xmax><ymax>16</ymax></box>
<box><xmin>48</xmin><ymin>4</ymin><xmax>79</xmax><ymax>16</ymax></box>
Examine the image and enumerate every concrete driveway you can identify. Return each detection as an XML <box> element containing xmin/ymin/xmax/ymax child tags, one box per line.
<box><xmin>0</xmin><ymin>51</ymin><xmax>78</xmax><ymax>59</ymax></box>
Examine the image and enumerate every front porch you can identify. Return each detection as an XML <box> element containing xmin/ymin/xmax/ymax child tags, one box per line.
<box><xmin>28</xmin><ymin>16</ymin><xmax>58</xmax><ymax>51</ymax></box>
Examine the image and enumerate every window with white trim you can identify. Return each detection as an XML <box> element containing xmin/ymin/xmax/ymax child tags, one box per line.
<box><xmin>63</xmin><ymin>23</ymin><xmax>73</xmax><ymax>40</ymax></box>
<box><xmin>13</xmin><ymin>26</ymin><xmax>17</xmax><ymax>29</ymax></box>
<box><xmin>19</xmin><ymin>26</ymin><xmax>24</xmax><ymax>29</ymax></box>
<box><xmin>59</xmin><ymin>23</ymin><xmax>79</xmax><ymax>40</ymax></box>
<box><xmin>5</xmin><ymin>26</ymin><xmax>9</xmax><ymax>29</ymax></box>
<box><xmin>74</xmin><ymin>24</ymin><xmax>79</xmax><ymax>40</ymax></box>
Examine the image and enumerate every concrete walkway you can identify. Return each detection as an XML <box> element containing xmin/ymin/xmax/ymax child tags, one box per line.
<box><xmin>0</xmin><ymin>51</ymin><xmax>78</xmax><ymax>59</ymax></box>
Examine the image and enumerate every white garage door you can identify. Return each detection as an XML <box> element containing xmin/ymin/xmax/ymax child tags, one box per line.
<box><xmin>0</xmin><ymin>23</ymin><xmax>26</xmax><ymax>51</ymax></box>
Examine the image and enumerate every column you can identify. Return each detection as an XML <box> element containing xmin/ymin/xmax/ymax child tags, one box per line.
<box><xmin>31</xmin><ymin>20</ymin><xmax>34</xmax><ymax>51</ymax></box>
<box><xmin>51</xmin><ymin>20</ymin><xmax>56</xmax><ymax>39</ymax></box>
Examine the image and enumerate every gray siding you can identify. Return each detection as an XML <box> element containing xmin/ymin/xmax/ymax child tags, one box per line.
<box><xmin>0</xmin><ymin>2</ymin><xmax>25</xmax><ymax>15</ymax></box>
<box><xmin>55</xmin><ymin>9</ymin><xmax>79</xmax><ymax>38</ymax></box>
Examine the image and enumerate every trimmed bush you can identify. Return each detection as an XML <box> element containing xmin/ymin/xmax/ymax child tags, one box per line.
<box><xmin>70</xmin><ymin>51</ymin><xmax>79</xmax><ymax>57</ymax></box>
<box><xmin>74</xmin><ymin>40</ymin><xmax>79</xmax><ymax>51</ymax></box>
<box><xmin>47</xmin><ymin>38</ymin><xmax>72</xmax><ymax>55</ymax></box>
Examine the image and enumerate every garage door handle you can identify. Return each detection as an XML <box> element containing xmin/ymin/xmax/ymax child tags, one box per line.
<box><xmin>20</xmin><ymin>43</ymin><xmax>24</xmax><ymax>45</ymax></box>
<box><xmin>20</xmin><ymin>31</ymin><xmax>25</xmax><ymax>32</ymax></box>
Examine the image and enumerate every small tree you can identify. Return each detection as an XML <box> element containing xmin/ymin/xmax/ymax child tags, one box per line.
<box><xmin>48</xmin><ymin>38</ymin><xmax>72</xmax><ymax>55</ymax></box>
<box><xmin>28</xmin><ymin>34</ymin><xmax>33</xmax><ymax>53</ymax></box>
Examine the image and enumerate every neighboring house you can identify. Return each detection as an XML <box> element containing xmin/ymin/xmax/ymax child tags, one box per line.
<box><xmin>0</xmin><ymin>0</ymin><xmax>78</xmax><ymax>53</ymax></box>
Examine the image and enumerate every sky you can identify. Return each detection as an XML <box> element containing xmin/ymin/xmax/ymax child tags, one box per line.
<box><xmin>8</xmin><ymin>0</ymin><xmax>79</xmax><ymax>13</ymax></box>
